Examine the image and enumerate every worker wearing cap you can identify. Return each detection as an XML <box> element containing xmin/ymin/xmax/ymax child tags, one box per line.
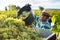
<box><xmin>34</xmin><ymin>10</ymin><xmax>51</xmax><ymax>29</ymax></box>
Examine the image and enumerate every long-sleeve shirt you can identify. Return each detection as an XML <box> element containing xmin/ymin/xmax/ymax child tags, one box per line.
<box><xmin>34</xmin><ymin>15</ymin><xmax>51</xmax><ymax>29</ymax></box>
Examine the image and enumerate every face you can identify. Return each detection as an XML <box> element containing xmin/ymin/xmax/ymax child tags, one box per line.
<box><xmin>20</xmin><ymin>11</ymin><xmax>30</xmax><ymax>20</ymax></box>
<box><xmin>41</xmin><ymin>15</ymin><xmax>49</xmax><ymax>22</ymax></box>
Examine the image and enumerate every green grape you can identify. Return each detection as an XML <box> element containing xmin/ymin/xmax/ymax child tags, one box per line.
<box><xmin>3</xmin><ymin>33</ymin><xmax>8</xmax><ymax>39</ymax></box>
<box><xmin>22</xmin><ymin>32</ymin><xmax>28</xmax><ymax>37</ymax></box>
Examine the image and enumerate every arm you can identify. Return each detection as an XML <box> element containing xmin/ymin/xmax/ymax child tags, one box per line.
<box><xmin>44</xmin><ymin>22</ymin><xmax>51</xmax><ymax>29</ymax></box>
<box><xmin>31</xmin><ymin>11</ymin><xmax>40</xmax><ymax>22</ymax></box>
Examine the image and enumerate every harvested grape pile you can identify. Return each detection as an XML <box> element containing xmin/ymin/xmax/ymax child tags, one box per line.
<box><xmin>0</xmin><ymin>9</ymin><xmax>40</xmax><ymax>40</ymax></box>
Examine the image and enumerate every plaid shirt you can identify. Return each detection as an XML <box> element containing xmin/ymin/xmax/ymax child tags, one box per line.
<box><xmin>34</xmin><ymin>15</ymin><xmax>51</xmax><ymax>29</ymax></box>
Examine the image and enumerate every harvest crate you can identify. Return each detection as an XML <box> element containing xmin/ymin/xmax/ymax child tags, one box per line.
<box><xmin>35</xmin><ymin>28</ymin><xmax>56</xmax><ymax>40</ymax></box>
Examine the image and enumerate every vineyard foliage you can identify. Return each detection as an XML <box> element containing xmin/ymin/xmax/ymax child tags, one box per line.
<box><xmin>51</xmin><ymin>15</ymin><xmax>60</xmax><ymax>33</ymax></box>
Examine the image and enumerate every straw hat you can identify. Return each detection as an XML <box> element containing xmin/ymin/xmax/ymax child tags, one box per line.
<box><xmin>42</xmin><ymin>9</ymin><xmax>49</xmax><ymax>13</ymax></box>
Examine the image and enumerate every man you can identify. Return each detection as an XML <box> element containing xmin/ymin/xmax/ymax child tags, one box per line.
<box><xmin>33</xmin><ymin>11</ymin><xmax>52</xmax><ymax>38</ymax></box>
<box><xmin>34</xmin><ymin>11</ymin><xmax>51</xmax><ymax>29</ymax></box>
<box><xmin>17</xmin><ymin>4</ymin><xmax>35</xmax><ymax>26</ymax></box>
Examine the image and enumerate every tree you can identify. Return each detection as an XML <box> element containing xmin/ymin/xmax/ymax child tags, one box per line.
<box><xmin>16</xmin><ymin>6</ymin><xmax>20</xmax><ymax>10</ymax></box>
<box><xmin>39</xmin><ymin>6</ymin><xmax>44</xmax><ymax>11</ymax></box>
<box><xmin>8</xmin><ymin>5</ymin><xmax>17</xmax><ymax>11</ymax></box>
<box><xmin>5</xmin><ymin>6</ymin><xmax>7</xmax><ymax>11</ymax></box>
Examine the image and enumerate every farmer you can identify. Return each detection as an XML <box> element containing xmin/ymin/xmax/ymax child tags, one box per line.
<box><xmin>33</xmin><ymin>10</ymin><xmax>52</xmax><ymax>38</ymax></box>
<box><xmin>17</xmin><ymin>4</ymin><xmax>35</xmax><ymax>26</ymax></box>
<box><xmin>34</xmin><ymin>10</ymin><xmax>51</xmax><ymax>29</ymax></box>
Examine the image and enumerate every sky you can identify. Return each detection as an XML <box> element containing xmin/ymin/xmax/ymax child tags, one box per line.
<box><xmin>0</xmin><ymin>0</ymin><xmax>60</xmax><ymax>10</ymax></box>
